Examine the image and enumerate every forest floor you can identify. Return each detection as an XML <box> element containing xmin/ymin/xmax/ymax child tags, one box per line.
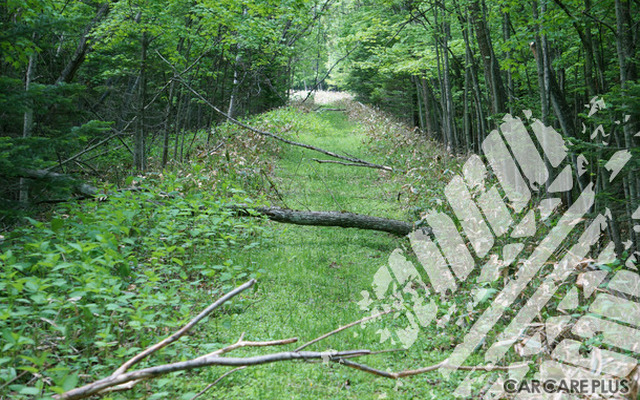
<box><xmin>196</xmin><ymin>96</ymin><xmax>483</xmax><ymax>399</ymax></box>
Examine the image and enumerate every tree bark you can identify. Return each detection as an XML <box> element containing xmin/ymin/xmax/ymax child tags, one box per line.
<box><xmin>20</xmin><ymin>47</ymin><xmax>37</xmax><ymax>204</ymax></box>
<box><xmin>468</xmin><ymin>0</ymin><xmax>506</xmax><ymax>115</ymax></box>
<box><xmin>614</xmin><ymin>0</ymin><xmax>638</xmax><ymax>248</ymax></box>
<box><xmin>134</xmin><ymin>30</ymin><xmax>148</xmax><ymax>171</ymax></box>
<box><xmin>16</xmin><ymin>169</ymin><xmax>98</xmax><ymax>198</ymax></box>
<box><xmin>231</xmin><ymin>206</ymin><xmax>418</xmax><ymax>236</ymax></box>
<box><xmin>530</xmin><ymin>0</ymin><xmax>575</xmax><ymax>138</ymax></box>
<box><xmin>56</xmin><ymin>3</ymin><xmax>110</xmax><ymax>85</ymax></box>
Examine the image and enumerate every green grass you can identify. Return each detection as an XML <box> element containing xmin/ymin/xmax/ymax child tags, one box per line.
<box><xmin>184</xmin><ymin>107</ymin><xmax>480</xmax><ymax>400</ymax></box>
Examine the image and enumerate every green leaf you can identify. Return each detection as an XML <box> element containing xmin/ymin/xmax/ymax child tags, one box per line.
<box><xmin>19</xmin><ymin>386</ymin><xmax>40</xmax><ymax>395</ymax></box>
<box><xmin>50</xmin><ymin>218</ymin><xmax>64</xmax><ymax>233</ymax></box>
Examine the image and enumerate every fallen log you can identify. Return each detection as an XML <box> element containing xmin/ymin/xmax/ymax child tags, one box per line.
<box><xmin>314</xmin><ymin>108</ymin><xmax>346</xmax><ymax>112</ymax></box>
<box><xmin>17</xmin><ymin>169</ymin><xmax>98</xmax><ymax>198</ymax></box>
<box><xmin>231</xmin><ymin>206</ymin><xmax>418</xmax><ymax>236</ymax></box>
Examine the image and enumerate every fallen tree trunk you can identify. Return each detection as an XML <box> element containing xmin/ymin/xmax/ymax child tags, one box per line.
<box><xmin>232</xmin><ymin>206</ymin><xmax>418</xmax><ymax>236</ymax></box>
<box><xmin>17</xmin><ymin>169</ymin><xmax>98</xmax><ymax>198</ymax></box>
<box><xmin>314</xmin><ymin>108</ymin><xmax>346</xmax><ymax>112</ymax></box>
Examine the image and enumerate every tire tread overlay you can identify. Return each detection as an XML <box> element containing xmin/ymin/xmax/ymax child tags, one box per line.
<box><xmin>359</xmin><ymin>101</ymin><xmax>640</xmax><ymax>398</ymax></box>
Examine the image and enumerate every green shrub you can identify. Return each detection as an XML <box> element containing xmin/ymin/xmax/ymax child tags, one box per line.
<box><xmin>0</xmin><ymin>166</ymin><xmax>269</xmax><ymax>398</ymax></box>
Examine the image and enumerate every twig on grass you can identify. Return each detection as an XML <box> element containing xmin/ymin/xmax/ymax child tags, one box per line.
<box><xmin>111</xmin><ymin>280</ymin><xmax>258</xmax><ymax>377</ymax></box>
<box><xmin>55</xmin><ymin>279</ymin><xmax>529</xmax><ymax>400</ymax></box>
<box><xmin>190</xmin><ymin>367</ymin><xmax>247</xmax><ymax>400</ymax></box>
<box><xmin>334</xmin><ymin>359</ymin><xmax>530</xmax><ymax>379</ymax></box>
<box><xmin>312</xmin><ymin>158</ymin><xmax>399</xmax><ymax>172</ymax></box>
<box><xmin>295</xmin><ymin>309</ymin><xmax>392</xmax><ymax>351</ymax></box>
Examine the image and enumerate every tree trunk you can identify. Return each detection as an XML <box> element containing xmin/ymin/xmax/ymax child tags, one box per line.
<box><xmin>502</xmin><ymin>12</ymin><xmax>514</xmax><ymax>114</ymax></box>
<box><xmin>227</xmin><ymin>50</ymin><xmax>242</xmax><ymax>119</ymax></box>
<box><xmin>56</xmin><ymin>2</ymin><xmax>110</xmax><ymax>85</ymax></box>
<box><xmin>458</xmin><ymin>8</ymin><xmax>486</xmax><ymax>151</ymax></box>
<box><xmin>469</xmin><ymin>0</ymin><xmax>506</xmax><ymax>115</ymax></box>
<box><xmin>420</xmin><ymin>77</ymin><xmax>436</xmax><ymax>135</ymax></box>
<box><xmin>162</xmin><ymin>78</ymin><xmax>176</xmax><ymax>167</ymax></box>
<box><xmin>615</xmin><ymin>0</ymin><xmax>638</xmax><ymax>248</ymax></box>
<box><xmin>231</xmin><ymin>206</ymin><xmax>418</xmax><ymax>236</ymax></box>
<box><xmin>134</xmin><ymin>26</ymin><xmax>147</xmax><ymax>171</ymax></box>
<box><xmin>228</xmin><ymin>9</ymin><xmax>247</xmax><ymax>119</ymax></box>
<box><xmin>531</xmin><ymin>0</ymin><xmax>575</xmax><ymax>137</ymax></box>
<box><xmin>20</xmin><ymin>50</ymin><xmax>36</xmax><ymax>204</ymax></box>
<box><xmin>442</xmin><ymin>21</ymin><xmax>457</xmax><ymax>151</ymax></box>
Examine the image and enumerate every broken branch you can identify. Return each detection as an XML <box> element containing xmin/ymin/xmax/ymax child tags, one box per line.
<box><xmin>312</xmin><ymin>158</ymin><xmax>398</xmax><ymax>171</ymax></box>
<box><xmin>111</xmin><ymin>279</ymin><xmax>257</xmax><ymax>376</ymax></box>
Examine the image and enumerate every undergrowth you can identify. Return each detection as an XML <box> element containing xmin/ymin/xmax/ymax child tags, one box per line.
<box><xmin>0</xmin><ymin>153</ymin><xmax>275</xmax><ymax>397</ymax></box>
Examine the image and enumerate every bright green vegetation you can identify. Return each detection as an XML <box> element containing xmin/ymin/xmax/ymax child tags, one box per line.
<box><xmin>172</xmin><ymin>104</ymin><xmax>477</xmax><ymax>399</ymax></box>
<box><xmin>0</xmin><ymin>170</ymin><xmax>270</xmax><ymax>397</ymax></box>
<box><xmin>0</xmin><ymin>100</ymin><xmax>480</xmax><ymax>399</ymax></box>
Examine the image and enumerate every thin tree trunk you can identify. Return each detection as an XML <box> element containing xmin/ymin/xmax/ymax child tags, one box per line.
<box><xmin>463</xmin><ymin>52</ymin><xmax>472</xmax><ymax>152</ymax></box>
<box><xmin>502</xmin><ymin>12</ymin><xmax>514</xmax><ymax>114</ymax></box>
<box><xmin>420</xmin><ymin>77</ymin><xmax>436</xmax><ymax>135</ymax></box>
<box><xmin>615</xmin><ymin>0</ymin><xmax>638</xmax><ymax>248</ymax></box>
<box><xmin>459</xmin><ymin>7</ymin><xmax>486</xmax><ymax>151</ymax></box>
<box><xmin>442</xmin><ymin>21</ymin><xmax>456</xmax><ymax>150</ymax></box>
<box><xmin>162</xmin><ymin>78</ymin><xmax>176</xmax><ymax>167</ymax></box>
<box><xmin>56</xmin><ymin>2</ymin><xmax>110</xmax><ymax>85</ymax></box>
<box><xmin>134</xmin><ymin>31</ymin><xmax>148</xmax><ymax>171</ymax></box>
<box><xmin>227</xmin><ymin>50</ymin><xmax>242</xmax><ymax>118</ymax></box>
<box><xmin>20</xmin><ymin>50</ymin><xmax>36</xmax><ymax>203</ymax></box>
<box><xmin>434</xmin><ymin>6</ymin><xmax>450</xmax><ymax>149</ymax></box>
<box><xmin>414</xmin><ymin>76</ymin><xmax>425</xmax><ymax>132</ymax></box>
<box><xmin>228</xmin><ymin>9</ymin><xmax>247</xmax><ymax>119</ymax></box>
<box><xmin>469</xmin><ymin>0</ymin><xmax>506</xmax><ymax>115</ymax></box>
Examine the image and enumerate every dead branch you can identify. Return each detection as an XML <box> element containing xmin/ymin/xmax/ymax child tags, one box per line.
<box><xmin>57</xmin><ymin>279</ymin><xmax>376</xmax><ymax>400</ymax></box>
<box><xmin>295</xmin><ymin>310</ymin><xmax>392</xmax><ymax>351</ymax></box>
<box><xmin>312</xmin><ymin>158</ymin><xmax>401</xmax><ymax>171</ymax></box>
<box><xmin>230</xmin><ymin>205</ymin><xmax>418</xmax><ymax>236</ymax></box>
<box><xmin>55</xmin><ymin>278</ymin><xmax>528</xmax><ymax>400</ymax></box>
<box><xmin>111</xmin><ymin>280</ymin><xmax>257</xmax><ymax>376</ymax></box>
<box><xmin>58</xmin><ymin>349</ymin><xmax>371</xmax><ymax>400</ymax></box>
<box><xmin>190</xmin><ymin>367</ymin><xmax>246</xmax><ymax>400</ymax></box>
<box><xmin>195</xmin><ymin>334</ymin><xmax>298</xmax><ymax>359</ymax></box>
<box><xmin>335</xmin><ymin>359</ymin><xmax>530</xmax><ymax>379</ymax></box>
<box><xmin>16</xmin><ymin>169</ymin><xmax>98</xmax><ymax>198</ymax></box>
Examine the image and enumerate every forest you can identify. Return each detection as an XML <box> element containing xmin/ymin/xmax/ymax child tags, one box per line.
<box><xmin>0</xmin><ymin>0</ymin><xmax>639</xmax><ymax>398</ymax></box>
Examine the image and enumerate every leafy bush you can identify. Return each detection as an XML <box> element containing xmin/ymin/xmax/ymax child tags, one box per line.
<box><xmin>0</xmin><ymin>166</ymin><xmax>269</xmax><ymax>398</ymax></box>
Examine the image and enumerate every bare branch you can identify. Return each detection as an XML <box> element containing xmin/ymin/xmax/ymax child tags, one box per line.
<box><xmin>111</xmin><ymin>279</ymin><xmax>257</xmax><ymax>376</ymax></box>
<box><xmin>190</xmin><ymin>367</ymin><xmax>246</xmax><ymax>400</ymax></box>
<box><xmin>57</xmin><ymin>350</ymin><xmax>371</xmax><ymax>400</ymax></box>
<box><xmin>197</xmin><ymin>335</ymin><xmax>299</xmax><ymax>359</ymax></box>
<box><xmin>46</xmin><ymin>131</ymin><xmax>128</xmax><ymax>172</ymax></box>
<box><xmin>312</xmin><ymin>158</ymin><xmax>400</xmax><ymax>171</ymax></box>
<box><xmin>335</xmin><ymin>359</ymin><xmax>530</xmax><ymax>379</ymax></box>
<box><xmin>295</xmin><ymin>310</ymin><xmax>392</xmax><ymax>351</ymax></box>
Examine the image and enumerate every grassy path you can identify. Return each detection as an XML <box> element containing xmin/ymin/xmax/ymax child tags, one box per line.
<box><xmin>206</xmin><ymin>104</ymin><xmax>462</xmax><ymax>399</ymax></box>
